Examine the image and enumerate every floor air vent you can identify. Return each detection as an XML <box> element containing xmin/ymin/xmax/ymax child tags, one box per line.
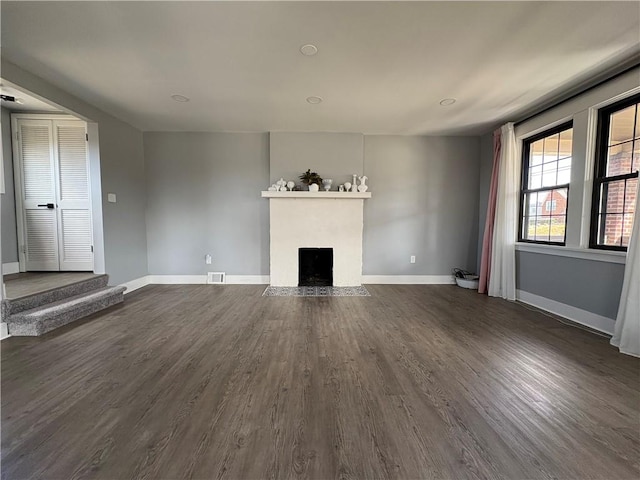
<box><xmin>207</xmin><ymin>272</ymin><xmax>226</xmax><ymax>285</ymax></box>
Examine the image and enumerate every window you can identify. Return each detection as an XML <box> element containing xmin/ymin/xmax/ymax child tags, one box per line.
<box><xmin>519</xmin><ymin>122</ymin><xmax>573</xmax><ymax>244</ymax></box>
<box><xmin>591</xmin><ymin>94</ymin><xmax>639</xmax><ymax>250</ymax></box>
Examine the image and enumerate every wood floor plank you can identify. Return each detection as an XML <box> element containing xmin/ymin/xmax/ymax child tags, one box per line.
<box><xmin>2</xmin><ymin>284</ymin><xmax>638</xmax><ymax>479</ymax></box>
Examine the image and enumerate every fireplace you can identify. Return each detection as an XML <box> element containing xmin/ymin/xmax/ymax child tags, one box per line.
<box><xmin>262</xmin><ymin>192</ymin><xmax>370</xmax><ymax>286</ymax></box>
<box><xmin>299</xmin><ymin>248</ymin><xmax>333</xmax><ymax>286</ymax></box>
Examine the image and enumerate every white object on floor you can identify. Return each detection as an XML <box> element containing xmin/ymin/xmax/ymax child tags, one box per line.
<box><xmin>456</xmin><ymin>275</ymin><xmax>479</xmax><ymax>290</ymax></box>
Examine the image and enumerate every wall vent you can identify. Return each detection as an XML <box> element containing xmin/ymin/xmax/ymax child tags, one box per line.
<box><xmin>207</xmin><ymin>272</ymin><xmax>226</xmax><ymax>285</ymax></box>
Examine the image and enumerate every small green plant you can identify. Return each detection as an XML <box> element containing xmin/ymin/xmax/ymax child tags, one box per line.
<box><xmin>299</xmin><ymin>169</ymin><xmax>323</xmax><ymax>186</ymax></box>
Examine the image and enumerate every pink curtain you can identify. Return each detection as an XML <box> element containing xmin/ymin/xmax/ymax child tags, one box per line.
<box><xmin>478</xmin><ymin>128</ymin><xmax>502</xmax><ymax>294</ymax></box>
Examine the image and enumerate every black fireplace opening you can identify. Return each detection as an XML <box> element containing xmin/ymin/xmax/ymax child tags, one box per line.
<box><xmin>298</xmin><ymin>248</ymin><xmax>333</xmax><ymax>286</ymax></box>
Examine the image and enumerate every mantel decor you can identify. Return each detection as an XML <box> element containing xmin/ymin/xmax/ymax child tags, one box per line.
<box><xmin>261</xmin><ymin>191</ymin><xmax>371</xmax><ymax>199</ymax></box>
<box><xmin>299</xmin><ymin>169</ymin><xmax>323</xmax><ymax>190</ymax></box>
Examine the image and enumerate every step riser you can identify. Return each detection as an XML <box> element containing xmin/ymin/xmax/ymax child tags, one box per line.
<box><xmin>8</xmin><ymin>290</ymin><xmax>124</xmax><ymax>336</ymax></box>
<box><xmin>2</xmin><ymin>275</ymin><xmax>109</xmax><ymax>319</ymax></box>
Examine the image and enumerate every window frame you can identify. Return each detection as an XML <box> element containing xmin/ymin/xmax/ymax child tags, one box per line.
<box><xmin>518</xmin><ymin>121</ymin><xmax>573</xmax><ymax>246</ymax></box>
<box><xmin>589</xmin><ymin>93</ymin><xmax>640</xmax><ymax>251</ymax></box>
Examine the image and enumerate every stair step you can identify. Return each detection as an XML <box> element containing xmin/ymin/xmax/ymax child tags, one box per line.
<box><xmin>1</xmin><ymin>274</ymin><xmax>109</xmax><ymax>320</ymax></box>
<box><xmin>7</xmin><ymin>286</ymin><xmax>126</xmax><ymax>336</ymax></box>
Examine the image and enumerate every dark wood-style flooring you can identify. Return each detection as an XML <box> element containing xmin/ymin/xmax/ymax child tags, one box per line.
<box><xmin>2</xmin><ymin>284</ymin><xmax>639</xmax><ymax>479</ymax></box>
<box><xmin>3</xmin><ymin>272</ymin><xmax>99</xmax><ymax>299</ymax></box>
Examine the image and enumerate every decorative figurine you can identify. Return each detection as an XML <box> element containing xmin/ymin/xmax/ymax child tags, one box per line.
<box><xmin>358</xmin><ymin>175</ymin><xmax>368</xmax><ymax>192</ymax></box>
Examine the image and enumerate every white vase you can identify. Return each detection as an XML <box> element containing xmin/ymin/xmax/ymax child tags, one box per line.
<box><xmin>358</xmin><ymin>184</ymin><xmax>368</xmax><ymax>192</ymax></box>
<box><xmin>308</xmin><ymin>183</ymin><xmax>319</xmax><ymax>192</ymax></box>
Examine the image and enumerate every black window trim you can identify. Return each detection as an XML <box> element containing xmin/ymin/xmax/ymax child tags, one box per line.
<box><xmin>518</xmin><ymin>120</ymin><xmax>573</xmax><ymax>246</ymax></box>
<box><xmin>589</xmin><ymin>93</ymin><xmax>640</xmax><ymax>252</ymax></box>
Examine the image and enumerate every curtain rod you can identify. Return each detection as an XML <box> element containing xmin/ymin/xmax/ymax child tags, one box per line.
<box><xmin>514</xmin><ymin>53</ymin><xmax>640</xmax><ymax>128</ymax></box>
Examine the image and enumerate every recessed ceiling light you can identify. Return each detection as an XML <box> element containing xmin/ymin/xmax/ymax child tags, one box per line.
<box><xmin>306</xmin><ymin>96</ymin><xmax>323</xmax><ymax>104</ymax></box>
<box><xmin>171</xmin><ymin>94</ymin><xmax>190</xmax><ymax>103</ymax></box>
<box><xmin>300</xmin><ymin>44</ymin><xmax>318</xmax><ymax>56</ymax></box>
<box><xmin>439</xmin><ymin>98</ymin><xmax>456</xmax><ymax>106</ymax></box>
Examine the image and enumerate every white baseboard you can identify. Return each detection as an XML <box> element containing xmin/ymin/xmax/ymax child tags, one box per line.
<box><xmin>131</xmin><ymin>275</ymin><xmax>271</xmax><ymax>286</ymax></box>
<box><xmin>122</xmin><ymin>274</ymin><xmax>453</xmax><ymax>289</ymax></box>
<box><xmin>148</xmin><ymin>275</ymin><xmax>207</xmax><ymax>284</ymax></box>
<box><xmin>120</xmin><ymin>275</ymin><xmax>152</xmax><ymax>294</ymax></box>
<box><xmin>516</xmin><ymin>289</ymin><xmax>616</xmax><ymax>335</ymax></box>
<box><xmin>1</xmin><ymin>322</ymin><xmax>9</xmax><ymax>340</ymax></box>
<box><xmin>226</xmin><ymin>275</ymin><xmax>270</xmax><ymax>284</ymax></box>
<box><xmin>362</xmin><ymin>275</ymin><xmax>455</xmax><ymax>284</ymax></box>
<box><xmin>2</xmin><ymin>262</ymin><xmax>20</xmax><ymax>275</ymax></box>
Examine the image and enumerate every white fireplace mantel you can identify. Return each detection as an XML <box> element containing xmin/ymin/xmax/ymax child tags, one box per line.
<box><xmin>264</xmin><ymin>192</ymin><xmax>369</xmax><ymax>287</ymax></box>
<box><xmin>261</xmin><ymin>191</ymin><xmax>371</xmax><ymax>199</ymax></box>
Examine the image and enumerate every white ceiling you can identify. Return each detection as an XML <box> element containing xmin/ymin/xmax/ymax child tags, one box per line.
<box><xmin>1</xmin><ymin>1</ymin><xmax>639</xmax><ymax>135</ymax></box>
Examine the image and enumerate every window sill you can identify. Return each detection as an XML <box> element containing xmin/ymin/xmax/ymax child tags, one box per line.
<box><xmin>515</xmin><ymin>243</ymin><xmax>626</xmax><ymax>264</ymax></box>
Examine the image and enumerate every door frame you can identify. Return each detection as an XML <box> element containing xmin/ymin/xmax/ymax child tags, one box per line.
<box><xmin>11</xmin><ymin>113</ymin><xmax>94</xmax><ymax>272</ymax></box>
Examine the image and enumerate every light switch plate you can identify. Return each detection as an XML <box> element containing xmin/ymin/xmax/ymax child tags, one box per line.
<box><xmin>107</xmin><ymin>193</ymin><xmax>117</xmax><ymax>203</ymax></box>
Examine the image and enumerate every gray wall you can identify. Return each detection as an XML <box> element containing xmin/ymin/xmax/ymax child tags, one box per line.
<box><xmin>270</xmin><ymin>132</ymin><xmax>364</xmax><ymax>188</ymax></box>
<box><xmin>1</xmin><ymin>107</ymin><xmax>19</xmax><ymax>264</ymax></box>
<box><xmin>144</xmin><ymin>132</ymin><xmax>270</xmax><ymax>275</ymax></box>
<box><xmin>2</xmin><ymin>60</ymin><xmax>148</xmax><ymax>285</ymax></box>
<box><xmin>516</xmin><ymin>252</ymin><xmax>624</xmax><ymax>319</ymax></box>
<box><xmin>363</xmin><ymin>136</ymin><xmax>480</xmax><ymax>275</ymax></box>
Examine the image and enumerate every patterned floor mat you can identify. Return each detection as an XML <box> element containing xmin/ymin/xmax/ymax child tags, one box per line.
<box><xmin>262</xmin><ymin>286</ymin><xmax>371</xmax><ymax>297</ymax></box>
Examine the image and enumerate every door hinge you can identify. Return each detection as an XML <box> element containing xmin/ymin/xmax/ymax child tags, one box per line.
<box><xmin>21</xmin><ymin>245</ymin><xmax>26</xmax><ymax>254</ymax></box>
<box><xmin>91</xmin><ymin>245</ymin><xmax>94</xmax><ymax>252</ymax></box>
<box><xmin>86</xmin><ymin>133</ymin><xmax>89</xmax><ymax>141</ymax></box>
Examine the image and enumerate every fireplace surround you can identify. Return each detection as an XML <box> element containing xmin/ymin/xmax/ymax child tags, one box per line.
<box><xmin>262</xmin><ymin>191</ymin><xmax>371</xmax><ymax>287</ymax></box>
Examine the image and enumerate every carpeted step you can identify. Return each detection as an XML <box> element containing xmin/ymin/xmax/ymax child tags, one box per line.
<box><xmin>1</xmin><ymin>274</ymin><xmax>109</xmax><ymax>320</ymax></box>
<box><xmin>6</xmin><ymin>286</ymin><xmax>126</xmax><ymax>336</ymax></box>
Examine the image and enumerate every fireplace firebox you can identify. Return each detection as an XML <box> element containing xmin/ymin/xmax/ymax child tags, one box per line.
<box><xmin>298</xmin><ymin>248</ymin><xmax>333</xmax><ymax>286</ymax></box>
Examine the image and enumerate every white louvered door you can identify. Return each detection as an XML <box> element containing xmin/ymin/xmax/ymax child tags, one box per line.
<box><xmin>15</xmin><ymin>117</ymin><xmax>93</xmax><ymax>272</ymax></box>
<box><xmin>53</xmin><ymin>121</ymin><xmax>93</xmax><ymax>271</ymax></box>
<box><xmin>17</xmin><ymin>119</ymin><xmax>60</xmax><ymax>271</ymax></box>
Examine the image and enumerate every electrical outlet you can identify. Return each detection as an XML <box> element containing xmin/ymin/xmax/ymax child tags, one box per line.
<box><xmin>410</xmin><ymin>255</ymin><xmax>416</xmax><ymax>264</ymax></box>
<box><xmin>205</xmin><ymin>254</ymin><xmax>212</xmax><ymax>265</ymax></box>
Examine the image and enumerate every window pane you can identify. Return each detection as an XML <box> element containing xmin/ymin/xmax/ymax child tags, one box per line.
<box><xmin>559</xmin><ymin>129</ymin><xmax>572</xmax><ymax>159</ymax></box>
<box><xmin>558</xmin><ymin>157</ymin><xmax>571</xmax><ymax>184</ymax></box>
<box><xmin>606</xmin><ymin>141</ymin><xmax>633</xmax><ymax>176</ymax></box>
<box><xmin>549</xmin><ymin>215</ymin><xmax>566</xmax><ymax>243</ymax></box>
<box><xmin>551</xmin><ymin>188</ymin><xmax>568</xmax><ymax>215</ymax></box>
<box><xmin>622</xmin><ymin>213</ymin><xmax>635</xmax><ymax>247</ymax></box>
<box><xmin>633</xmin><ymin>141</ymin><xmax>640</xmax><ymax>173</ymax></box>
<box><xmin>609</xmin><ymin>105</ymin><xmax>636</xmax><ymax>145</ymax></box>
<box><xmin>530</xmin><ymin>139</ymin><xmax>544</xmax><ymax>167</ymax></box>
<box><xmin>526</xmin><ymin>191</ymin><xmax>540</xmax><ymax>216</ymax></box>
<box><xmin>636</xmin><ymin>105</ymin><xmax>640</xmax><ymax>139</ymax></box>
<box><xmin>533</xmin><ymin>216</ymin><xmax>550</xmax><ymax>242</ymax></box>
<box><xmin>602</xmin><ymin>179</ymin><xmax>625</xmax><ymax>214</ymax></box>
<box><xmin>542</xmin><ymin>161</ymin><xmax>558</xmax><ymax>187</ymax></box>
<box><xmin>626</xmin><ymin>178</ymin><xmax>638</xmax><ymax>214</ymax></box>
<box><xmin>543</xmin><ymin>134</ymin><xmax>560</xmax><ymax>163</ymax></box>
<box><xmin>529</xmin><ymin>165</ymin><xmax>542</xmax><ymax>189</ymax></box>
<box><xmin>601</xmin><ymin>213</ymin><xmax>623</xmax><ymax>246</ymax></box>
